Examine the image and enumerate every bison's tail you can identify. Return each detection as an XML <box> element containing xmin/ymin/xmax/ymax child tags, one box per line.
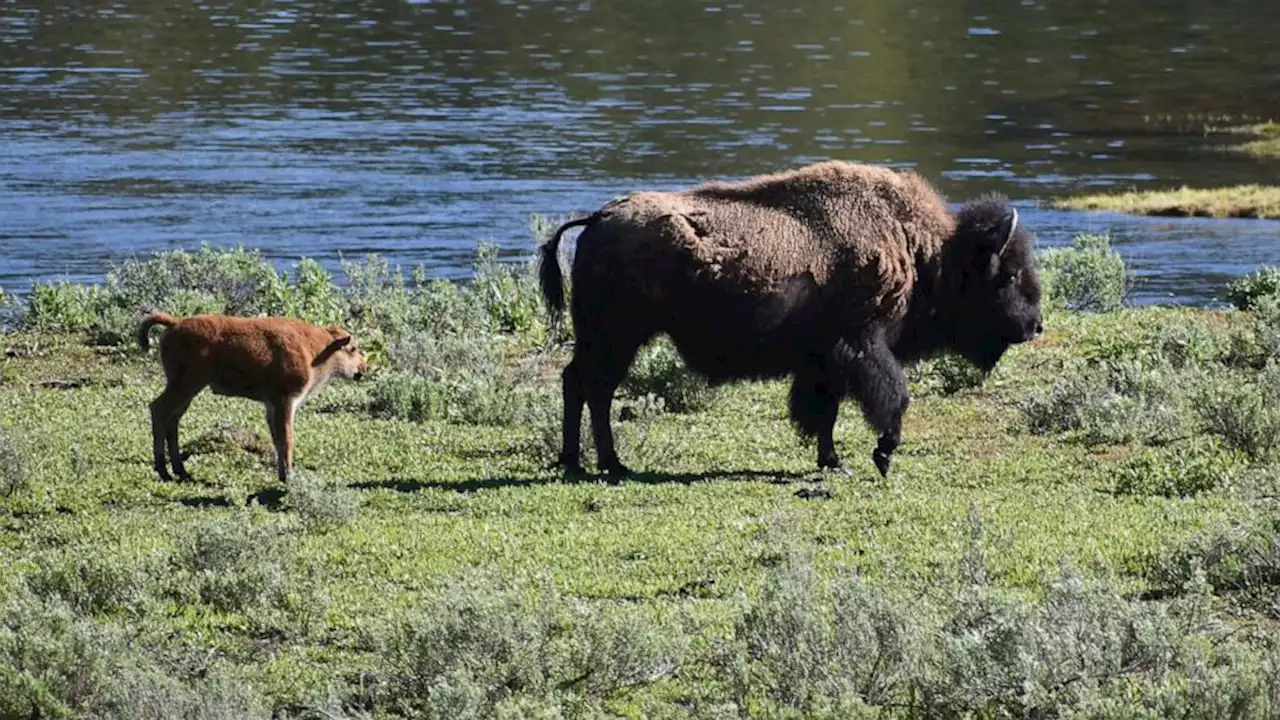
<box><xmin>537</xmin><ymin>214</ymin><xmax>596</xmax><ymax>323</ymax></box>
<box><xmin>137</xmin><ymin>311</ymin><xmax>179</xmax><ymax>352</ymax></box>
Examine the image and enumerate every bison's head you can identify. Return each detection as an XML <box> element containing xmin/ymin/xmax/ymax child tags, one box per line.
<box><xmin>944</xmin><ymin>198</ymin><xmax>1043</xmax><ymax>371</ymax></box>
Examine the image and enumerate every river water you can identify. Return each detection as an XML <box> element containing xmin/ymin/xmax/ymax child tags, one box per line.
<box><xmin>2</xmin><ymin>0</ymin><xmax>1279</xmax><ymax>304</ymax></box>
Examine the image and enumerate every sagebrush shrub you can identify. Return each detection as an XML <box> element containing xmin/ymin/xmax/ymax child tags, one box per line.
<box><xmin>1151</xmin><ymin>519</ymin><xmax>1280</xmax><ymax>612</ymax></box>
<box><xmin>1020</xmin><ymin>358</ymin><xmax>1194</xmax><ymax>445</ymax></box>
<box><xmin>377</xmin><ymin>573</ymin><xmax>685</xmax><ymax>718</ymax></box>
<box><xmin>1253</xmin><ymin>291</ymin><xmax>1280</xmax><ymax>360</ymax></box>
<box><xmin>1038</xmin><ymin>234</ymin><xmax>1129</xmax><ymax>312</ymax></box>
<box><xmin>0</xmin><ymin>583</ymin><xmax>269</xmax><ymax>719</ymax></box>
<box><xmin>723</xmin><ymin>547</ymin><xmax>1280</xmax><ymax>717</ymax></box>
<box><xmin>910</xmin><ymin>353</ymin><xmax>987</xmax><ymax>396</ymax></box>
<box><xmin>108</xmin><ymin>244</ymin><xmax>290</xmax><ymax>318</ymax></box>
<box><xmin>166</xmin><ymin>512</ymin><xmax>287</xmax><ymax>614</ymax></box>
<box><xmin>0</xmin><ymin>430</ymin><xmax>26</xmax><ymax>499</ymax></box>
<box><xmin>372</xmin><ymin>333</ymin><xmax>552</xmax><ymax>426</ymax></box>
<box><xmin>729</xmin><ymin>555</ymin><xmax>918</xmax><ymax>716</ymax></box>
<box><xmin>284</xmin><ymin>471</ymin><xmax>362</xmax><ymax>531</ymax></box>
<box><xmin>26</xmin><ymin>549</ymin><xmax>152</xmax><ymax>616</ymax></box>
<box><xmin>1196</xmin><ymin>365</ymin><xmax>1280</xmax><ymax>461</ymax></box>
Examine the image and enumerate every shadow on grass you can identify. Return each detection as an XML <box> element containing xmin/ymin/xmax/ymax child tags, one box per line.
<box><xmin>350</xmin><ymin>468</ymin><xmax>815</xmax><ymax>494</ymax></box>
<box><xmin>174</xmin><ymin>487</ymin><xmax>287</xmax><ymax>510</ymax></box>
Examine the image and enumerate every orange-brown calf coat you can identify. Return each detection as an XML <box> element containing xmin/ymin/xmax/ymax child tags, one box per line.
<box><xmin>138</xmin><ymin>312</ymin><xmax>367</xmax><ymax>483</ymax></box>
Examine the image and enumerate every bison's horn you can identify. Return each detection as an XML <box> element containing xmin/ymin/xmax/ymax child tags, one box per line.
<box><xmin>997</xmin><ymin>207</ymin><xmax>1018</xmax><ymax>257</ymax></box>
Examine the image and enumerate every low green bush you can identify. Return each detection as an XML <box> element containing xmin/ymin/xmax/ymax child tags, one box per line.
<box><xmin>1226</xmin><ymin>266</ymin><xmax>1280</xmax><ymax>311</ymax></box>
<box><xmin>1112</xmin><ymin>443</ymin><xmax>1243</xmax><ymax>498</ymax></box>
<box><xmin>283</xmin><ymin>471</ymin><xmax>362</xmax><ymax>532</ymax></box>
<box><xmin>1038</xmin><ymin>234</ymin><xmax>1129</xmax><ymax>312</ymax></box>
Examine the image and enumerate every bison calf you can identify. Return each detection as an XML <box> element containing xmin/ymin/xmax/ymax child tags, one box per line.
<box><xmin>138</xmin><ymin>313</ymin><xmax>367</xmax><ymax>483</ymax></box>
<box><xmin>539</xmin><ymin>160</ymin><xmax>1043</xmax><ymax>478</ymax></box>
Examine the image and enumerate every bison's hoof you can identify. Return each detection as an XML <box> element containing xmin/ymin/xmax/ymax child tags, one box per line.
<box><xmin>872</xmin><ymin>449</ymin><xmax>892</xmax><ymax>478</ymax></box>
<box><xmin>552</xmin><ymin>456</ymin><xmax>586</xmax><ymax>475</ymax></box>
<box><xmin>174</xmin><ymin>469</ymin><xmax>195</xmax><ymax>483</ymax></box>
<box><xmin>155</xmin><ymin>468</ymin><xmax>174</xmax><ymax>483</ymax></box>
<box><xmin>817</xmin><ymin>455</ymin><xmax>842</xmax><ymax>471</ymax></box>
<box><xmin>600</xmin><ymin>461</ymin><xmax>632</xmax><ymax>479</ymax></box>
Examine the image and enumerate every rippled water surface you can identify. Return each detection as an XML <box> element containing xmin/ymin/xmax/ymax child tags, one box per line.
<box><xmin>3</xmin><ymin>0</ymin><xmax>1279</xmax><ymax>303</ymax></box>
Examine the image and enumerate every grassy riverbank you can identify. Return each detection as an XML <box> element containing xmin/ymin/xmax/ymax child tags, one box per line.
<box><xmin>3</xmin><ymin>230</ymin><xmax>1280</xmax><ymax>718</ymax></box>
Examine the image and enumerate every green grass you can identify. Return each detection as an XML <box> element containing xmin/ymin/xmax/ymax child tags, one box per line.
<box><xmin>1051</xmin><ymin>184</ymin><xmax>1280</xmax><ymax>219</ymax></box>
<box><xmin>3</xmin><ymin>243</ymin><xmax>1280</xmax><ymax>717</ymax></box>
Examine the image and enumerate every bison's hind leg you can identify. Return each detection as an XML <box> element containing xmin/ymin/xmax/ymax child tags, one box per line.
<box><xmin>556</xmin><ymin>358</ymin><xmax>587</xmax><ymax>475</ymax></box>
<box><xmin>573</xmin><ymin>329</ymin><xmax>654</xmax><ymax>479</ymax></box>
<box><xmin>789</xmin><ymin>353</ymin><xmax>848</xmax><ymax>470</ymax></box>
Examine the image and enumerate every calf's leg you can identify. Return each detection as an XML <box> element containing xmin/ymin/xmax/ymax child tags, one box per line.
<box><xmin>150</xmin><ymin>381</ymin><xmax>201</xmax><ymax>482</ymax></box>
<box><xmin>839</xmin><ymin>334</ymin><xmax>909</xmax><ymax>477</ymax></box>
<box><xmin>166</xmin><ymin>396</ymin><xmax>196</xmax><ymax>481</ymax></box>
<box><xmin>266</xmin><ymin>397</ymin><xmax>298</xmax><ymax>483</ymax></box>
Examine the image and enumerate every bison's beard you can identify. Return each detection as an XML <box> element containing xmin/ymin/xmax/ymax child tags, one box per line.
<box><xmin>960</xmin><ymin>338</ymin><xmax>1009</xmax><ymax>373</ymax></box>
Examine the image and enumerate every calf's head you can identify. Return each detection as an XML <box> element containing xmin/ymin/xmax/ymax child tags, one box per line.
<box><xmin>944</xmin><ymin>198</ymin><xmax>1043</xmax><ymax>371</ymax></box>
<box><xmin>316</xmin><ymin>328</ymin><xmax>368</xmax><ymax>381</ymax></box>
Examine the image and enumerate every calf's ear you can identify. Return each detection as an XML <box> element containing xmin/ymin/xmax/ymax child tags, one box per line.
<box><xmin>313</xmin><ymin>334</ymin><xmax>353</xmax><ymax>366</ymax></box>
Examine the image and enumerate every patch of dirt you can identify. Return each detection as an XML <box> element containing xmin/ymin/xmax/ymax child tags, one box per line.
<box><xmin>184</xmin><ymin>423</ymin><xmax>273</xmax><ymax>460</ymax></box>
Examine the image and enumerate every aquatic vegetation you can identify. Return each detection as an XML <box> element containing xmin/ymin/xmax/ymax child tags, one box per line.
<box><xmin>1052</xmin><ymin>184</ymin><xmax>1280</xmax><ymax>219</ymax></box>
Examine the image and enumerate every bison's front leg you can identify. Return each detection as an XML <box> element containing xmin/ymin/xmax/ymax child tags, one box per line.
<box><xmin>839</xmin><ymin>334</ymin><xmax>909</xmax><ymax>478</ymax></box>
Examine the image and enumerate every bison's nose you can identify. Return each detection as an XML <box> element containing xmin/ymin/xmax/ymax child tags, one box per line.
<box><xmin>1030</xmin><ymin>318</ymin><xmax>1044</xmax><ymax>338</ymax></box>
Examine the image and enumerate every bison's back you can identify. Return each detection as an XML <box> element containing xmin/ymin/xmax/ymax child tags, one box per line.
<box><xmin>577</xmin><ymin>161</ymin><xmax>952</xmax><ymax>322</ymax></box>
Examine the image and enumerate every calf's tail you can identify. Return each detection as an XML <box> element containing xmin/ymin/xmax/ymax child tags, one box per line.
<box><xmin>137</xmin><ymin>312</ymin><xmax>179</xmax><ymax>352</ymax></box>
<box><xmin>537</xmin><ymin>214</ymin><xmax>596</xmax><ymax>322</ymax></box>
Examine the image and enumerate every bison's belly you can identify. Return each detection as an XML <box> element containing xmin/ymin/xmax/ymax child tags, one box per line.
<box><xmin>662</xmin><ymin>278</ymin><xmax>834</xmax><ymax>383</ymax></box>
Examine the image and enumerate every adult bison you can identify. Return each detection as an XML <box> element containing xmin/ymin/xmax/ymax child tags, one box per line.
<box><xmin>538</xmin><ymin>161</ymin><xmax>1042</xmax><ymax>477</ymax></box>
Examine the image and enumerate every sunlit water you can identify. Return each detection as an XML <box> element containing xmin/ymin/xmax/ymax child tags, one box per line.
<box><xmin>2</xmin><ymin>0</ymin><xmax>1279</xmax><ymax>304</ymax></box>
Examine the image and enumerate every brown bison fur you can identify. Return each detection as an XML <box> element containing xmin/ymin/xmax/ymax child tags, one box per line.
<box><xmin>539</xmin><ymin>160</ymin><xmax>1043</xmax><ymax>478</ymax></box>
<box><xmin>137</xmin><ymin>313</ymin><xmax>367</xmax><ymax>483</ymax></box>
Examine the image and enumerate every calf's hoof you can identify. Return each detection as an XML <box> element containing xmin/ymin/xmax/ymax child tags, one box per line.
<box><xmin>872</xmin><ymin>448</ymin><xmax>892</xmax><ymax>478</ymax></box>
<box><xmin>817</xmin><ymin>453</ymin><xmax>842</xmax><ymax>471</ymax></box>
